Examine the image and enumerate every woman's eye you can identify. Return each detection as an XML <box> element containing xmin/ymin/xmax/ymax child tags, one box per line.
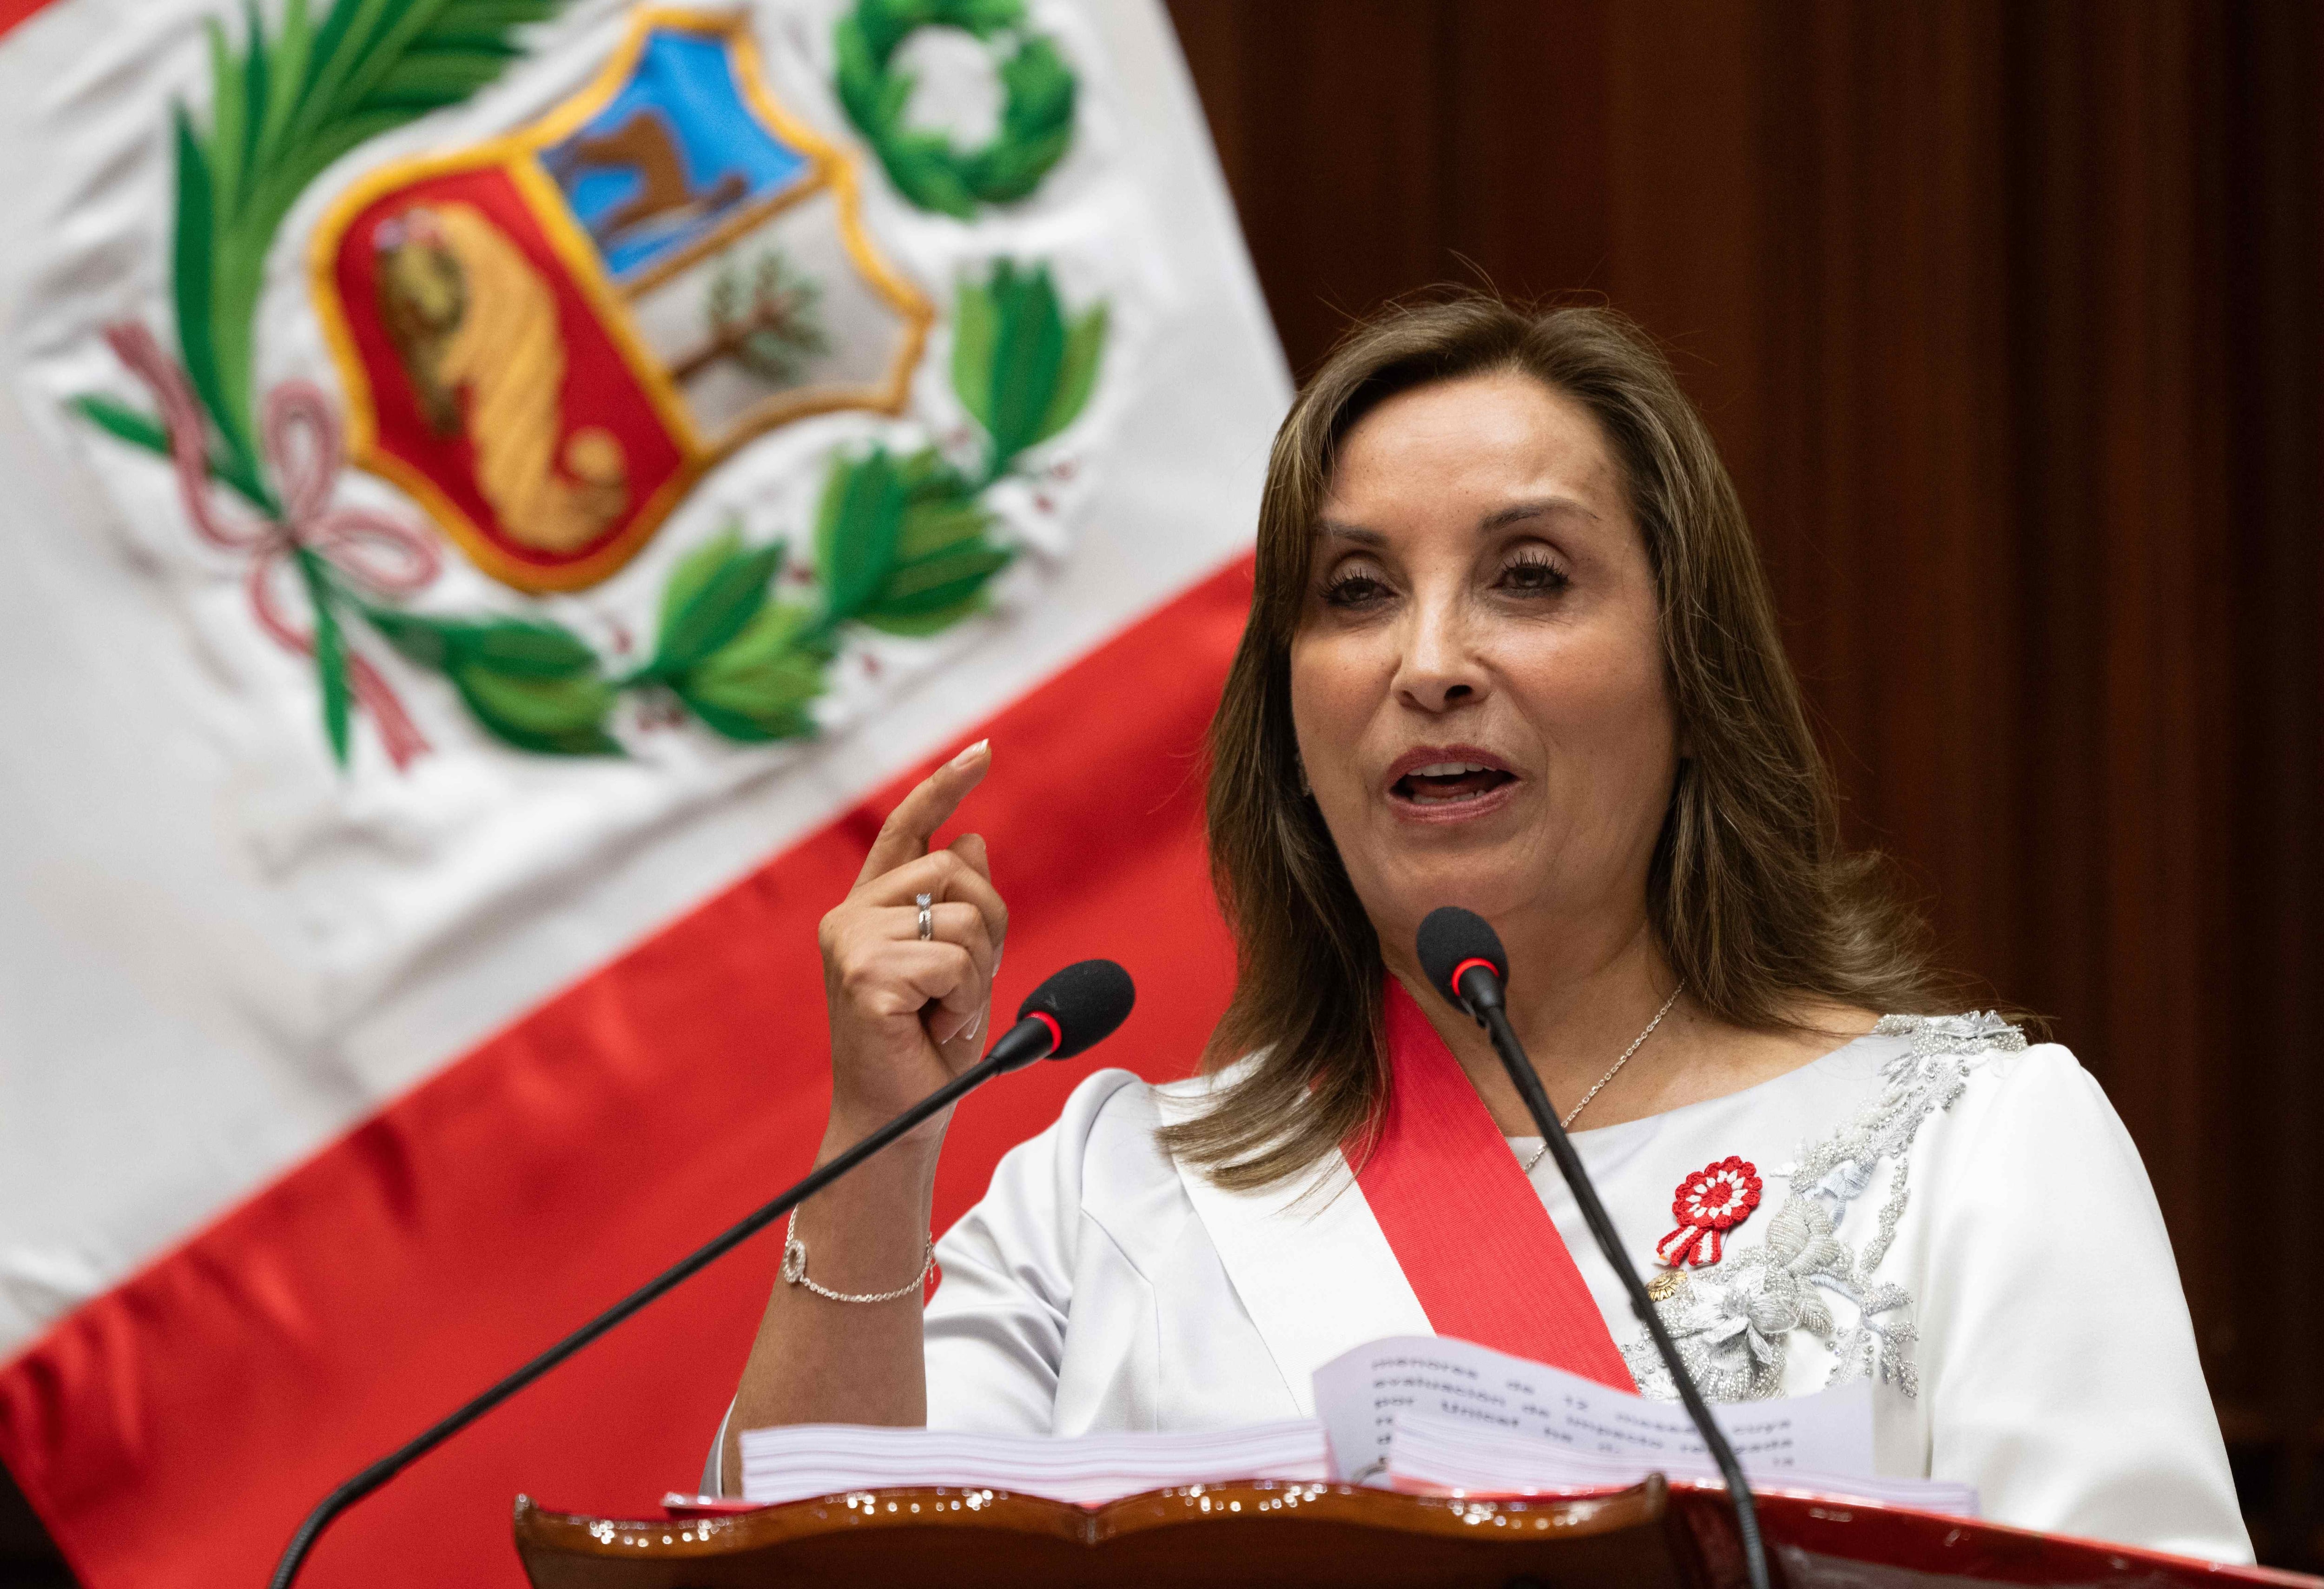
<box><xmin>1322</xmin><ymin>570</ymin><xmax>1392</xmax><ymax>607</ymax></box>
<box><xmin>1499</xmin><ymin>556</ymin><xmax>1570</xmax><ymax>594</ymax></box>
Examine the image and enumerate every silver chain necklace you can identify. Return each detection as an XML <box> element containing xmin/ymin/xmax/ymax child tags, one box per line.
<box><xmin>1520</xmin><ymin>984</ymin><xmax>1684</xmax><ymax>1174</ymax></box>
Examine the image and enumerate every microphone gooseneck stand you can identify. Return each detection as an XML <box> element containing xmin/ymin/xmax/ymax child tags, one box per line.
<box><xmin>1424</xmin><ymin>911</ymin><xmax>1772</xmax><ymax>1589</ymax></box>
<box><xmin>267</xmin><ymin>956</ymin><xmax>1136</xmax><ymax>1589</ymax></box>
<box><xmin>1469</xmin><ymin>989</ymin><xmax>1772</xmax><ymax>1589</ymax></box>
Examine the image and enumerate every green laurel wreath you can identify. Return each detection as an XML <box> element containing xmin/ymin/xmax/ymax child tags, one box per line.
<box><xmin>834</xmin><ymin>0</ymin><xmax>1076</xmax><ymax>218</ymax></box>
<box><xmin>361</xmin><ymin>258</ymin><xmax>1105</xmax><ymax>755</ymax></box>
<box><xmin>69</xmin><ymin>0</ymin><xmax>1101</xmax><ymax>765</ymax></box>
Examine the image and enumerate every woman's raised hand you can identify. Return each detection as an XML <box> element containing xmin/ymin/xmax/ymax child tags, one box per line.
<box><xmin>726</xmin><ymin>741</ymin><xmax>1003</xmax><ymax>1453</ymax></box>
<box><xmin>818</xmin><ymin>740</ymin><xmax>1007</xmax><ymax>1142</ymax></box>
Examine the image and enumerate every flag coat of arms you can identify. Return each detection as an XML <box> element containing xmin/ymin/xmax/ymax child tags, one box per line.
<box><xmin>0</xmin><ymin>0</ymin><xmax>1286</xmax><ymax>1582</ymax></box>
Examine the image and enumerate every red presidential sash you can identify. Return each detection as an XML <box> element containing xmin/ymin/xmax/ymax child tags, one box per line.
<box><xmin>1351</xmin><ymin>977</ymin><xmax>1637</xmax><ymax>1389</ymax></box>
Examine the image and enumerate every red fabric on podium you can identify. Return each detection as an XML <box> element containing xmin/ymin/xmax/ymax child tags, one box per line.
<box><xmin>1353</xmin><ymin>980</ymin><xmax>1636</xmax><ymax>1390</ymax></box>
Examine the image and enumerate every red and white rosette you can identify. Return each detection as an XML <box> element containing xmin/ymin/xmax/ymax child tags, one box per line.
<box><xmin>1655</xmin><ymin>1155</ymin><xmax>1763</xmax><ymax>1269</ymax></box>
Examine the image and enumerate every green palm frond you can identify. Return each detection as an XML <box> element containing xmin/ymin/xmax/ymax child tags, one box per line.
<box><xmin>174</xmin><ymin>0</ymin><xmax>569</xmax><ymax>504</ymax></box>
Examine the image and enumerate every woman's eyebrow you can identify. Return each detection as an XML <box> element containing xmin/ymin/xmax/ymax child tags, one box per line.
<box><xmin>1314</xmin><ymin>500</ymin><xmax>1596</xmax><ymax>542</ymax></box>
<box><xmin>1480</xmin><ymin>497</ymin><xmax>1597</xmax><ymax>531</ymax></box>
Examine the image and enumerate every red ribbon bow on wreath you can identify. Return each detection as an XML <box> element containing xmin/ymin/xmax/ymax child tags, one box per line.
<box><xmin>1655</xmin><ymin>1155</ymin><xmax>1763</xmax><ymax>1269</ymax></box>
<box><xmin>105</xmin><ymin>320</ymin><xmax>441</xmax><ymax>768</ymax></box>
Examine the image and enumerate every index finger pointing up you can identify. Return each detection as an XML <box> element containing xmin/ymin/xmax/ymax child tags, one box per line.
<box><xmin>856</xmin><ymin>740</ymin><xmax>992</xmax><ymax>887</ymax></box>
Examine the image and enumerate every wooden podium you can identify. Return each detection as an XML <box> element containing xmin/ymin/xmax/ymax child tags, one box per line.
<box><xmin>511</xmin><ymin>1478</ymin><xmax>2318</xmax><ymax>1589</ymax></box>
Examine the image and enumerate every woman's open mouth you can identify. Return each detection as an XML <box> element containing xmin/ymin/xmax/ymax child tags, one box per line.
<box><xmin>1393</xmin><ymin>762</ymin><xmax>1516</xmax><ymax>804</ymax></box>
<box><xmin>1384</xmin><ymin>749</ymin><xmax>1520</xmax><ymax>819</ymax></box>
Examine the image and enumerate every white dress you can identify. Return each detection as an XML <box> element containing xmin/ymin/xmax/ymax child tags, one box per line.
<box><xmin>911</xmin><ymin>1013</ymin><xmax>2251</xmax><ymax>1563</ymax></box>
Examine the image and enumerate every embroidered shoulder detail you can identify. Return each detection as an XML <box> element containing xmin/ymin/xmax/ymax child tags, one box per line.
<box><xmin>1622</xmin><ymin>1012</ymin><xmax>2026</xmax><ymax>1404</ymax></box>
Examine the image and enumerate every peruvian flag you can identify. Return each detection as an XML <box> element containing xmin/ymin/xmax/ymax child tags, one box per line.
<box><xmin>0</xmin><ymin>1</ymin><xmax>1286</xmax><ymax>1584</ymax></box>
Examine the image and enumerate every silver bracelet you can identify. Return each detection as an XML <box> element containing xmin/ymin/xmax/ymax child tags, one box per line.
<box><xmin>780</xmin><ymin>1207</ymin><xmax>935</xmax><ymax>1304</ymax></box>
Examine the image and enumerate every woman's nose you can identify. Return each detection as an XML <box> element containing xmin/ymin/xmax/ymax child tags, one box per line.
<box><xmin>1392</xmin><ymin>598</ymin><xmax>1486</xmax><ymax>713</ymax></box>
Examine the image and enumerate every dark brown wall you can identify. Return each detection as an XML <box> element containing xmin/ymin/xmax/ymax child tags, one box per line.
<box><xmin>1168</xmin><ymin>0</ymin><xmax>2323</xmax><ymax>1566</ymax></box>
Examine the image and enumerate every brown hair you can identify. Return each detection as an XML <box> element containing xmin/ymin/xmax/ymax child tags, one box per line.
<box><xmin>1161</xmin><ymin>292</ymin><xmax>1959</xmax><ymax>1190</ymax></box>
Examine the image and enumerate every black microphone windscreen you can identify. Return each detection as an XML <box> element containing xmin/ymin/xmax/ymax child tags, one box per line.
<box><xmin>1017</xmin><ymin>959</ymin><xmax>1136</xmax><ymax>1059</ymax></box>
<box><xmin>1416</xmin><ymin>907</ymin><xmax>1508</xmax><ymax>1006</ymax></box>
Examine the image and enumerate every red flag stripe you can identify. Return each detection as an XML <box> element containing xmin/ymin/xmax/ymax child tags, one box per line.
<box><xmin>0</xmin><ymin>557</ymin><xmax>1254</xmax><ymax>1589</ymax></box>
<box><xmin>1354</xmin><ymin>980</ymin><xmax>1637</xmax><ymax>1389</ymax></box>
<box><xmin>0</xmin><ymin>0</ymin><xmax>59</xmax><ymax>41</ymax></box>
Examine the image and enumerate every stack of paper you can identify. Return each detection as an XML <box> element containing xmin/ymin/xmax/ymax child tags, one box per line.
<box><xmin>1385</xmin><ymin>1409</ymin><xmax>1977</xmax><ymax>1515</ymax></box>
<box><xmin>728</xmin><ymin>1332</ymin><xmax>1978</xmax><ymax>1517</ymax></box>
<box><xmin>1313</xmin><ymin>1335</ymin><xmax>1875</xmax><ymax>1483</ymax></box>
<box><xmin>736</xmin><ymin>1419</ymin><xmax>1332</xmax><ymax>1507</ymax></box>
<box><xmin>1315</xmin><ymin>1334</ymin><xmax>1975</xmax><ymax>1516</ymax></box>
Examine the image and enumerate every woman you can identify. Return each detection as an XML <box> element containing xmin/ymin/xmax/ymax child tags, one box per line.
<box><xmin>717</xmin><ymin>295</ymin><xmax>2249</xmax><ymax>1563</ymax></box>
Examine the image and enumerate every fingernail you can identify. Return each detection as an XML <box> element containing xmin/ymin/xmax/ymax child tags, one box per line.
<box><xmin>951</xmin><ymin>739</ymin><xmax>990</xmax><ymax>768</ymax></box>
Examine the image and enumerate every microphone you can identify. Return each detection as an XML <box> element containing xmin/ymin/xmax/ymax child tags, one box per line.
<box><xmin>1415</xmin><ymin>908</ymin><xmax>1770</xmax><ymax>1589</ymax></box>
<box><xmin>268</xmin><ymin>960</ymin><xmax>1136</xmax><ymax>1589</ymax></box>
<box><xmin>984</xmin><ymin>957</ymin><xmax>1138</xmax><ymax>1070</ymax></box>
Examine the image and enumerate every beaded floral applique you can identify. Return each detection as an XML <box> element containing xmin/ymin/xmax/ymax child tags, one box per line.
<box><xmin>1621</xmin><ymin>1012</ymin><xmax>2028</xmax><ymax>1404</ymax></box>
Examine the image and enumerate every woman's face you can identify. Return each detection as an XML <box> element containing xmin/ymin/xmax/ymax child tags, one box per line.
<box><xmin>1289</xmin><ymin>370</ymin><xmax>1679</xmax><ymax>961</ymax></box>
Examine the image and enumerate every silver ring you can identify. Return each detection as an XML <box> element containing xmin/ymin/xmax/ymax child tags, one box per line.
<box><xmin>915</xmin><ymin>893</ymin><xmax>934</xmax><ymax>941</ymax></box>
